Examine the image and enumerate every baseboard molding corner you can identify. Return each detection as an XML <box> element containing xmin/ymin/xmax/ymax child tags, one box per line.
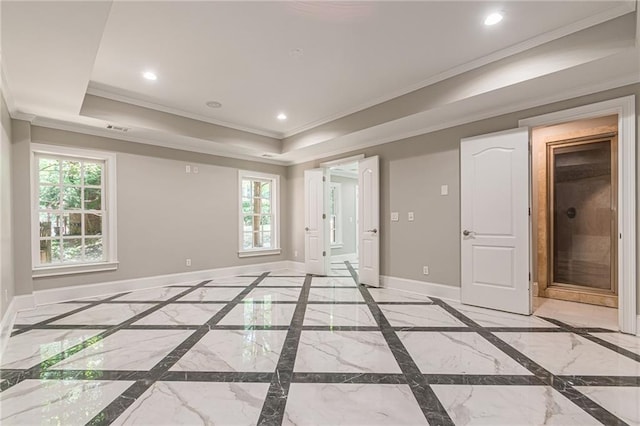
<box><xmin>33</xmin><ymin>260</ymin><xmax>293</xmax><ymax>306</ymax></box>
<box><xmin>0</xmin><ymin>294</ymin><xmax>35</xmax><ymax>355</ymax></box>
<box><xmin>380</xmin><ymin>275</ymin><xmax>461</xmax><ymax>302</ymax></box>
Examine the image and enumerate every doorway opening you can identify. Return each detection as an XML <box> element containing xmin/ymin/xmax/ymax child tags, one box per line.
<box><xmin>328</xmin><ymin>162</ymin><xmax>359</xmax><ymax>275</ymax></box>
<box><xmin>531</xmin><ymin>114</ymin><xmax>619</xmax><ymax>327</ymax></box>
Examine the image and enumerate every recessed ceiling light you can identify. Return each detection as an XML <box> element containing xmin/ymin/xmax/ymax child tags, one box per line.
<box><xmin>206</xmin><ymin>101</ymin><xmax>222</xmax><ymax>108</ymax></box>
<box><xmin>277</xmin><ymin>113</ymin><xmax>287</xmax><ymax>120</ymax></box>
<box><xmin>484</xmin><ymin>12</ymin><xmax>503</xmax><ymax>26</ymax></box>
<box><xmin>142</xmin><ymin>71</ymin><xmax>157</xmax><ymax>81</ymax></box>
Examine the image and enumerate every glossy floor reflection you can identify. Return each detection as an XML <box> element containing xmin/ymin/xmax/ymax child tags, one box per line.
<box><xmin>1</xmin><ymin>266</ymin><xmax>639</xmax><ymax>425</ymax></box>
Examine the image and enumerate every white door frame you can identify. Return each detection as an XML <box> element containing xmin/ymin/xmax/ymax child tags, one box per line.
<box><xmin>320</xmin><ymin>154</ymin><xmax>365</xmax><ymax>265</ymax></box>
<box><xmin>519</xmin><ymin>95</ymin><xmax>637</xmax><ymax>335</ymax></box>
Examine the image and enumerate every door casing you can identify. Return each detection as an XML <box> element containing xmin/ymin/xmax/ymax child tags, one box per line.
<box><xmin>520</xmin><ymin>95</ymin><xmax>636</xmax><ymax>335</ymax></box>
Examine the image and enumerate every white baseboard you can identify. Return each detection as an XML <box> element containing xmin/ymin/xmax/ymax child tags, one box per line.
<box><xmin>0</xmin><ymin>294</ymin><xmax>35</xmax><ymax>356</ymax></box>
<box><xmin>33</xmin><ymin>260</ymin><xmax>295</xmax><ymax>306</ymax></box>
<box><xmin>380</xmin><ymin>275</ymin><xmax>461</xmax><ymax>302</ymax></box>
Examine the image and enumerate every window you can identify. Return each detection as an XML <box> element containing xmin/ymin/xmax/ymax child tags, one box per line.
<box><xmin>329</xmin><ymin>182</ymin><xmax>342</xmax><ymax>247</ymax></box>
<box><xmin>238</xmin><ymin>170</ymin><xmax>280</xmax><ymax>257</ymax></box>
<box><xmin>31</xmin><ymin>144</ymin><xmax>117</xmax><ymax>277</ymax></box>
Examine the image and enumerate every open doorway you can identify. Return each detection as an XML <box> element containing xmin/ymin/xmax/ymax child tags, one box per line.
<box><xmin>305</xmin><ymin>154</ymin><xmax>379</xmax><ymax>284</ymax></box>
<box><xmin>328</xmin><ymin>162</ymin><xmax>359</xmax><ymax>275</ymax></box>
<box><xmin>531</xmin><ymin>114</ymin><xmax>620</xmax><ymax>330</ymax></box>
<box><xmin>462</xmin><ymin>96</ymin><xmax>635</xmax><ymax>334</ymax></box>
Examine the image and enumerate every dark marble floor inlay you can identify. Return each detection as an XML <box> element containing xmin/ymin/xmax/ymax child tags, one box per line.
<box><xmin>1</xmin><ymin>263</ymin><xmax>638</xmax><ymax>426</ymax></box>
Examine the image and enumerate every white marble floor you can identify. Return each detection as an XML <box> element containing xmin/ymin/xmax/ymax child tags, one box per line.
<box><xmin>1</xmin><ymin>266</ymin><xmax>639</xmax><ymax>425</ymax></box>
<box><xmin>533</xmin><ymin>296</ymin><xmax>619</xmax><ymax>330</ymax></box>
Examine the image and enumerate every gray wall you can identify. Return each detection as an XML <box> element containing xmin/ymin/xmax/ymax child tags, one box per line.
<box><xmin>287</xmin><ymin>84</ymin><xmax>640</xmax><ymax>312</ymax></box>
<box><xmin>14</xmin><ymin>125</ymin><xmax>289</xmax><ymax>292</ymax></box>
<box><xmin>0</xmin><ymin>94</ymin><xmax>14</xmax><ymax>319</ymax></box>
<box><xmin>6</xmin><ymin>83</ymin><xmax>640</xmax><ymax>313</ymax></box>
<box><xmin>11</xmin><ymin>120</ymin><xmax>32</xmax><ymax>298</ymax></box>
<box><xmin>330</xmin><ymin>175</ymin><xmax>357</xmax><ymax>256</ymax></box>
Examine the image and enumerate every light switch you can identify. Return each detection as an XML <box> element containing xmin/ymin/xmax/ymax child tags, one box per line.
<box><xmin>408</xmin><ymin>212</ymin><xmax>414</xmax><ymax>221</ymax></box>
<box><xmin>441</xmin><ymin>185</ymin><xmax>449</xmax><ymax>196</ymax></box>
<box><xmin>391</xmin><ymin>212</ymin><xmax>399</xmax><ymax>222</ymax></box>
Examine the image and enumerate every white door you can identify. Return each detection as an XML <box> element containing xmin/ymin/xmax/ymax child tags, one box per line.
<box><xmin>461</xmin><ymin>128</ymin><xmax>530</xmax><ymax>315</ymax></box>
<box><xmin>358</xmin><ymin>156</ymin><xmax>380</xmax><ymax>287</ymax></box>
<box><xmin>305</xmin><ymin>168</ymin><xmax>328</xmax><ymax>275</ymax></box>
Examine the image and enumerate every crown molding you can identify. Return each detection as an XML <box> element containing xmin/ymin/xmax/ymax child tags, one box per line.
<box><xmin>86</xmin><ymin>82</ymin><xmax>284</xmax><ymax>139</ymax></box>
<box><xmin>283</xmin><ymin>71</ymin><xmax>640</xmax><ymax>165</ymax></box>
<box><xmin>29</xmin><ymin>116</ymin><xmax>289</xmax><ymax>166</ymax></box>
<box><xmin>22</xmin><ymin>70</ymin><xmax>640</xmax><ymax>169</ymax></box>
<box><xmin>78</xmin><ymin>3</ymin><xmax>636</xmax><ymax>142</ymax></box>
<box><xmin>280</xmin><ymin>1</ymin><xmax>637</xmax><ymax>138</ymax></box>
<box><xmin>1</xmin><ymin>62</ymin><xmax>18</xmax><ymax>117</ymax></box>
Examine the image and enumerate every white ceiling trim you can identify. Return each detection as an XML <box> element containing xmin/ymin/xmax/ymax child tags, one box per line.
<box><xmin>282</xmin><ymin>71</ymin><xmax>640</xmax><ymax>166</ymax></box>
<box><xmin>86</xmin><ymin>82</ymin><xmax>284</xmax><ymax>139</ymax></box>
<box><xmin>1</xmin><ymin>57</ymin><xmax>17</xmax><ymax>116</ymax></box>
<box><xmin>24</xmin><ymin>70</ymin><xmax>639</xmax><ymax>168</ymax></box>
<box><xmin>279</xmin><ymin>1</ymin><xmax>637</xmax><ymax>138</ymax></box>
<box><xmin>30</xmin><ymin>116</ymin><xmax>288</xmax><ymax>166</ymax></box>
<box><xmin>82</xmin><ymin>2</ymin><xmax>635</xmax><ymax>142</ymax></box>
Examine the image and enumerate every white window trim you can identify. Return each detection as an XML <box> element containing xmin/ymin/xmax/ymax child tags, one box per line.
<box><xmin>329</xmin><ymin>182</ymin><xmax>343</xmax><ymax>248</ymax></box>
<box><xmin>237</xmin><ymin>170</ymin><xmax>281</xmax><ymax>257</ymax></box>
<box><xmin>30</xmin><ymin>143</ymin><xmax>118</xmax><ymax>277</ymax></box>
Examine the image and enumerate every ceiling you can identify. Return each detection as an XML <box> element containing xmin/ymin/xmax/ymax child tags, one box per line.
<box><xmin>2</xmin><ymin>1</ymin><xmax>639</xmax><ymax>164</ymax></box>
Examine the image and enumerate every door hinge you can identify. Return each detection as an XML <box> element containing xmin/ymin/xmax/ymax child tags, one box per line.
<box><xmin>322</xmin><ymin>213</ymin><xmax>326</xmax><ymax>219</ymax></box>
<box><xmin>322</xmin><ymin>251</ymin><xmax>326</xmax><ymax>257</ymax></box>
<box><xmin>528</xmin><ymin>208</ymin><xmax>531</xmax><ymax>216</ymax></box>
<box><xmin>322</xmin><ymin>176</ymin><xmax>326</xmax><ymax>182</ymax></box>
<box><xmin>529</xmin><ymin>272</ymin><xmax>531</xmax><ymax>281</ymax></box>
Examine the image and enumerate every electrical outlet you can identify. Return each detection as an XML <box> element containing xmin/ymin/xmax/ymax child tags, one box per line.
<box><xmin>193</xmin><ymin>166</ymin><xmax>199</xmax><ymax>174</ymax></box>
<box><xmin>294</xmin><ymin>250</ymin><xmax>298</xmax><ymax>257</ymax></box>
<box><xmin>408</xmin><ymin>212</ymin><xmax>414</xmax><ymax>221</ymax></box>
<box><xmin>423</xmin><ymin>266</ymin><xmax>429</xmax><ymax>275</ymax></box>
<box><xmin>186</xmin><ymin>258</ymin><xmax>192</xmax><ymax>267</ymax></box>
<box><xmin>391</xmin><ymin>212</ymin><xmax>399</xmax><ymax>222</ymax></box>
<box><xmin>441</xmin><ymin>185</ymin><xmax>448</xmax><ymax>196</ymax></box>
<box><xmin>185</xmin><ymin>165</ymin><xmax>191</xmax><ymax>174</ymax></box>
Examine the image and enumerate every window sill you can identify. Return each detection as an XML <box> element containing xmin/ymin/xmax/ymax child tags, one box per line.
<box><xmin>32</xmin><ymin>261</ymin><xmax>119</xmax><ymax>278</ymax></box>
<box><xmin>238</xmin><ymin>249</ymin><xmax>282</xmax><ymax>258</ymax></box>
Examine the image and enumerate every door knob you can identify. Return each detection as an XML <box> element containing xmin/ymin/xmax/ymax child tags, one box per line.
<box><xmin>463</xmin><ymin>230</ymin><xmax>472</xmax><ymax>236</ymax></box>
<box><xmin>305</xmin><ymin>227</ymin><xmax>310</xmax><ymax>231</ymax></box>
<box><xmin>366</xmin><ymin>228</ymin><xmax>378</xmax><ymax>234</ymax></box>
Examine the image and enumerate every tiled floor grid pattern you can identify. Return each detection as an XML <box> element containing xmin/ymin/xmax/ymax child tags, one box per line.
<box><xmin>1</xmin><ymin>262</ymin><xmax>639</xmax><ymax>425</ymax></box>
